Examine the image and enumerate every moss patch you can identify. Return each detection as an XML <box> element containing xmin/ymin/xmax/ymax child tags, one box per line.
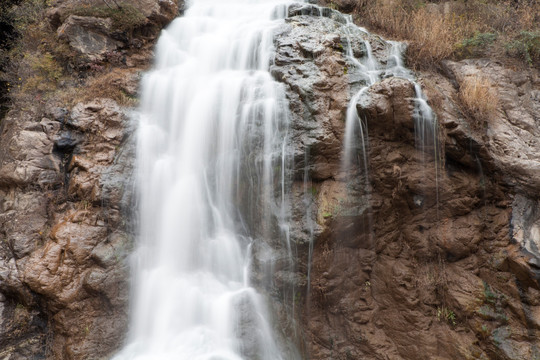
<box><xmin>67</xmin><ymin>4</ymin><xmax>147</xmax><ymax>33</ymax></box>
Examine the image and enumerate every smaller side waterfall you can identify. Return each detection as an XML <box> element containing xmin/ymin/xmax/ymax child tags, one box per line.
<box><xmin>339</xmin><ymin>20</ymin><xmax>440</xmax><ymax>214</ymax></box>
<box><xmin>289</xmin><ymin>5</ymin><xmax>441</xmax><ymax>294</ymax></box>
<box><xmin>302</xmin><ymin>147</ymin><xmax>315</xmax><ymax>303</ymax></box>
<box><xmin>342</xmin><ymin>32</ymin><xmax>378</xmax><ymax>175</ymax></box>
<box><xmin>292</xmin><ymin>7</ymin><xmax>441</xmax><ymax>250</ymax></box>
<box><xmin>342</xmin><ymin>34</ymin><xmax>439</xmax><ymax>172</ymax></box>
<box><xmin>387</xmin><ymin>41</ymin><xmax>438</xmax><ymax>156</ymax></box>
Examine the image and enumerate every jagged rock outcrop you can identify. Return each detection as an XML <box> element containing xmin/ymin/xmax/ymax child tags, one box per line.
<box><xmin>49</xmin><ymin>0</ymin><xmax>179</xmax><ymax>61</ymax></box>
<box><xmin>272</xmin><ymin>8</ymin><xmax>353</xmax><ymax>180</ymax></box>
<box><xmin>438</xmin><ymin>59</ymin><xmax>540</xmax><ymax>195</ymax></box>
<box><xmin>0</xmin><ymin>98</ymin><xmax>135</xmax><ymax>359</ymax></box>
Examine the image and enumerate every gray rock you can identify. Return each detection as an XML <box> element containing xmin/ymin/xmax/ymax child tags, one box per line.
<box><xmin>512</xmin><ymin>195</ymin><xmax>540</xmax><ymax>268</ymax></box>
<box><xmin>58</xmin><ymin>15</ymin><xmax>120</xmax><ymax>60</ymax></box>
<box><xmin>442</xmin><ymin>59</ymin><xmax>540</xmax><ymax>196</ymax></box>
<box><xmin>272</xmin><ymin>14</ymin><xmax>357</xmax><ymax>180</ymax></box>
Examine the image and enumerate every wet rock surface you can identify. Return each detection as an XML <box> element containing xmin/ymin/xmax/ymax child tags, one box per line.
<box><xmin>269</xmin><ymin>4</ymin><xmax>540</xmax><ymax>360</ymax></box>
<box><xmin>271</xmin><ymin>10</ymin><xmax>370</xmax><ymax>181</ymax></box>
<box><xmin>0</xmin><ymin>98</ymin><xmax>135</xmax><ymax>359</ymax></box>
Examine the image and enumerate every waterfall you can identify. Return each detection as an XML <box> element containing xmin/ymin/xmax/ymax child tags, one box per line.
<box><xmin>342</xmin><ymin>29</ymin><xmax>378</xmax><ymax>175</ymax></box>
<box><xmin>113</xmin><ymin>1</ymin><xmax>299</xmax><ymax>359</ymax></box>
<box><xmin>318</xmin><ymin>10</ymin><xmax>439</xmax><ymax>251</ymax></box>
<box><xmin>342</xmin><ymin>31</ymin><xmax>438</xmax><ymax>172</ymax></box>
<box><xmin>340</xmin><ymin>20</ymin><xmax>439</xmax><ymax>207</ymax></box>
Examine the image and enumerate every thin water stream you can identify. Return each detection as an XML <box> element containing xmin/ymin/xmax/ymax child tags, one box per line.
<box><xmin>342</xmin><ymin>31</ymin><xmax>438</xmax><ymax>174</ymax></box>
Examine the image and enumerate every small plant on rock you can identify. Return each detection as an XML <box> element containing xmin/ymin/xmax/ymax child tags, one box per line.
<box><xmin>506</xmin><ymin>31</ymin><xmax>540</xmax><ymax>66</ymax></box>
<box><xmin>483</xmin><ymin>281</ymin><xmax>498</xmax><ymax>305</ymax></box>
<box><xmin>21</xmin><ymin>52</ymin><xmax>63</xmax><ymax>94</ymax></box>
<box><xmin>437</xmin><ymin>306</ymin><xmax>457</xmax><ymax>326</ymax></box>
<box><xmin>457</xmin><ymin>32</ymin><xmax>497</xmax><ymax>57</ymax></box>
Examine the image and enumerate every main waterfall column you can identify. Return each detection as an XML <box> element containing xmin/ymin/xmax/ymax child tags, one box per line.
<box><xmin>113</xmin><ymin>1</ymin><xmax>298</xmax><ymax>359</ymax></box>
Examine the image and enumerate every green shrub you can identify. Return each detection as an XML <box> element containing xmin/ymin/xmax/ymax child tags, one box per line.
<box><xmin>457</xmin><ymin>32</ymin><xmax>497</xmax><ymax>56</ymax></box>
<box><xmin>30</xmin><ymin>53</ymin><xmax>62</xmax><ymax>80</ymax></box>
<box><xmin>8</xmin><ymin>0</ymin><xmax>52</xmax><ymax>33</ymax></box>
<box><xmin>436</xmin><ymin>306</ymin><xmax>457</xmax><ymax>326</ymax></box>
<box><xmin>327</xmin><ymin>2</ymin><xmax>338</xmax><ymax>10</ymax></box>
<box><xmin>21</xmin><ymin>52</ymin><xmax>63</xmax><ymax>93</ymax></box>
<box><xmin>483</xmin><ymin>281</ymin><xmax>499</xmax><ymax>304</ymax></box>
<box><xmin>506</xmin><ymin>31</ymin><xmax>540</xmax><ymax>65</ymax></box>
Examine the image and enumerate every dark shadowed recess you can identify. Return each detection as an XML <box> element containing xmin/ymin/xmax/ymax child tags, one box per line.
<box><xmin>0</xmin><ymin>0</ymin><xmax>23</xmax><ymax>119</ymax></box>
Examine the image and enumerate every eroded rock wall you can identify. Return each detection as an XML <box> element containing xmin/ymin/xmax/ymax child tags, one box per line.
<box><xmin>0</xmin><ymin>1</ymin><xmax>180</xmax><ymax>358</ymax></box>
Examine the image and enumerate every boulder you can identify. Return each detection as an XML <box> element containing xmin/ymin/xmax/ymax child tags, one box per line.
<box><xmin>58</xmin><ymin>15</ymin><xmax>120</xmax><ymax>60</ymax></box>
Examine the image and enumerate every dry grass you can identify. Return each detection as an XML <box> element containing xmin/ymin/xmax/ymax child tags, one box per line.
<box><xmin>2</xmin><ymin>0</ymin><xmax>144</xmax><ymax>106</ymax></box>
<box><xmin>365</xmin><ymin>0</ymin><xmax>409</xmax><ymax>40</ymax></box>
<box><xmin>407</xmin><ymin>8</ymin><xmax>466</xmax><ymax>67</ymax></box>
<box><xmin>358</xmin><ymin>0</ymin><xmax>470</xmax><ymax>68</ymax></box>
<box><xmin>1</xmin><ymin>0</ymin><xmax>78</xmax><ymax>103</ymax></box>
<box><xmin>341</xmin><ymin>0</ymin><xmax>540</xmax><ymax>68</ymax></box>
<box><xmin>64</xmin><ymin>68</ymin><xmax>139</xmax><ymax>107</ymax></box>
<box><xmin>459</xmin><ymin>76</ymin><xmax>499</xmax><ymax>125</ymax></box>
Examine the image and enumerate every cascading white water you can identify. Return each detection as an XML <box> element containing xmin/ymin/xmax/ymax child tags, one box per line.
<box><xmin>386</xmin><ymin>41</ymin><xmax>438</xmax><ymax>155</ymax></box>
<box><xmin>342</xmin><ymin>28</ymin><xmax>378</xmax><ymax>174</ymax></box>
<box><xmin>333</xmin><ymin>13</ymin><xmax>440</xmax><ymax>247</ymax></box>
<box><xmin>342</xmin><ymin>31</ymin><xmax>438</xmax><ymax>172</ymax></box>
<box><xmin>338</xmin><ymin>23</ymin><xmax>439</xmax><ymax>216</ymax></box>
<box><xmin>387</xmin><ymin>41</ymin><xmax>440</xmax><ymax>212</ymax></box>
<box><xmin>113</xmin><ymin>1</ymin><xmax>299</xmax><ymax>359</ymax></box>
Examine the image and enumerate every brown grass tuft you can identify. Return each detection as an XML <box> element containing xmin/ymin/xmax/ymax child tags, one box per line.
<box><xmin>459</xmin><ymin>75</ymin><xmax>499</xmax><ymax>125</ymax></box>
<box><xmin>358</xmin><ymin>0</ymin><xmax>470</xmax><ymax>68</ymax></box>
<box><xmin>70</xmin><ymin>68</ymin><xmax>139</xmax><ymax>107</ymax></box>
<box><xmin>407</xmin><ymin>8</ymin><xmax>465</xmax><ymax>67</ymax></box>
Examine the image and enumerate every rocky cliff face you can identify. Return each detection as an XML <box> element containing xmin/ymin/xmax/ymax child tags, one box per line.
<box><xmin>0</xmin><ymin>1</ymin><xmax>539</xmax><ymax>360</ymax></box>
<box><xmin>269</xmin><ymin>4</ymin><xmax>540</xmax><ymax>360</ymax></box>
<box><xmin>0</xmin><ymin>1</ymin><xmax>180</xmax><ymax>358</ymax></box>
